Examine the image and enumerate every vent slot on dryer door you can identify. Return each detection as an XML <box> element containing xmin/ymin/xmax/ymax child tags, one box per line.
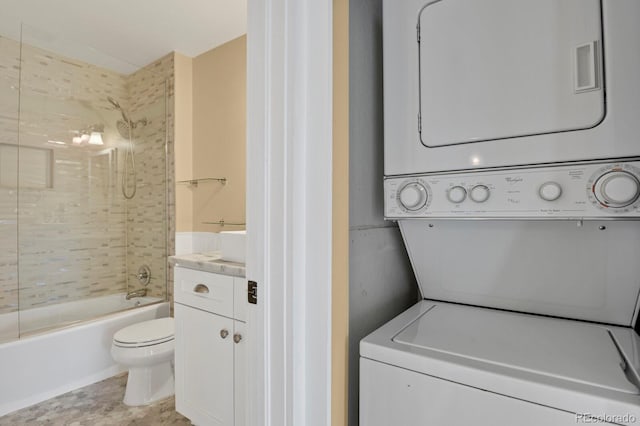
<box><xmin>418</xmin><ymin>0</ymin><xmax>605</xmax><ymax>147</ymax></box>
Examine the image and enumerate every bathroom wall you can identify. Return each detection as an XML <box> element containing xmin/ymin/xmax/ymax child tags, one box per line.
<box><xmin>332</xmin><ymin>0</ymin><xmax>350</xmax><ymax>424</ymax></box>
<box><xmin>191</xmin><ymin>36</ymin><xmax>247</xmax><ymax>233</ymax></box>
<box><xmin>348</xmin><ymin>0</ymin><xmax>419</xmax><ymax>424</ymax></box>
<box><xmin>174</xmin><ymin>53</ymin><xmax>193</xmax><ymax>232</ymax></box>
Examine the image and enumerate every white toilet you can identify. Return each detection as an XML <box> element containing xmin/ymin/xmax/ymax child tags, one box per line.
<box><xmin>111</xmin><ymin>317</ymin><xmax>175</xmax><ymax>406</ymax></box>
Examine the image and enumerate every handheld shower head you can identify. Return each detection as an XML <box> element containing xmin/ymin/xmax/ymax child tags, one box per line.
<box><xmin>107</xmin><ymin>96</ymin><xmax>130</xmax><ymax>124</ymax></box>
<box><xmin>107</xmin><ymin>96</ymin><xmax>121</xmax><ymax>109</ymax></box>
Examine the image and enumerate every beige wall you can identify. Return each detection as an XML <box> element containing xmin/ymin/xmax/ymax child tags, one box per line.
<box><xmin>332</xmin><ymin>0</ymin><xmax>349</xmax><ymax>424</ymax></box>
<box><xmin>174</xmin><ymin>53</ymin><xmax>194</xmax><ymax>232</ymax></box>
<box><xmin>191</xmin><ymin>36</ymin><xmax>247</xmax><ymax>232</ymax></box>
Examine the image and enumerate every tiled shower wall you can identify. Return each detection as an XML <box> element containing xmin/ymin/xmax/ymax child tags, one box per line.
<box><xmin>0</xmin><ymin>35</ymin><xmax>175</xmax><ymax>317</ymax></box>
<box><xmin>125</xmin><ymin>53</ymin><xmax>175</xmax><ymax>300</ymax></box>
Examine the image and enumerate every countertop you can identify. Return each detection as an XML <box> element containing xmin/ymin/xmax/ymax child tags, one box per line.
<box><xmin>169</xmin><ymin>252</ymin><xmax>246</xmax><ymax>277</ymax></box>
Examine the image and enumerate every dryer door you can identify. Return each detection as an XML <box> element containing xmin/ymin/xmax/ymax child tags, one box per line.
<box><xmin>418</xmin><ymin>0</ymin><xmax>603</xmax><ymax>147</ymax></box>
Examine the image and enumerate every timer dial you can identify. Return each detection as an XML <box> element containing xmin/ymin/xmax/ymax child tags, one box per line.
<box><xmin>593</xmin><ymin>171</ymin><xmax>640</xmax><ymax>208</ymax></box>
<box><xmin>398</xmin><ymin>182</ymin><xmax>428</xmax><ymax>211</ymax></box>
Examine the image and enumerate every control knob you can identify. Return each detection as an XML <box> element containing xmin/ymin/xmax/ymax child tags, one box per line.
<box><xmin>469</xmin><ymin>185</ymin><xmax>490</xmax><ymax>203</ymax></box>
<box><xmin>593</xmin><ymin>171</ymin><xmax>640</xmax><ymax>208</ymax></box>
<box><xmin>447</xmin><ymin>186</ymin><xmax>467</xmax><ymax>204</ymax></box>
<box><xmin>539</xmin><ymin>182</ymin><xmax>562</xmax><ymax>201</ymax></box>
<box><xmin>398</xmin><ymin>182</ymin><xmax>428</xmax><ymax>211</ymax></box>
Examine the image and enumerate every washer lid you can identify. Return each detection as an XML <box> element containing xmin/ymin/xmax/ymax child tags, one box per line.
<box><xmin>114</xmin><ymin>317</ymin><xmax>174</xmax><ymax>346</ymax></box>
<box><xmin>393</xmin><ymin>303</ymin><xmax>639</xmax><ymax>394</ymax></box>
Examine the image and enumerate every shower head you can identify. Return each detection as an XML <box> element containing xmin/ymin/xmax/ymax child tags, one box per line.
<box><xmin>116</xmin><ymin>120</ymin><xmax>131</xmax><ymax>138</ymax></box>
<box><xmin>115</xmin><ymin>117</ymin><xmax>148</xmax><ymax>138</ymax></box>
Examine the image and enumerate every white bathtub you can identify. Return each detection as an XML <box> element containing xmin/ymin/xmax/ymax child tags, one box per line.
<box><xmin>0</xmin><ymin>294</ymin><xmax>169</xmax><ymax>416</ymax></box>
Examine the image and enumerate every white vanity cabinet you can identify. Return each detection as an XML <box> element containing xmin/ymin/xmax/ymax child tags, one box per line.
<box><xmin>174</xmin><ymin>266</ymin><xmax>247</xmax><ymax>426</ymax></box>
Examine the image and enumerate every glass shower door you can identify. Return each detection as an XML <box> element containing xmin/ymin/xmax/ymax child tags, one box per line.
<box><xmin>0</xmin><ymin>33</ymin><xmax>20</xmax><ymax>343</ymax></box>
<box><xmin>15</xmin><ymin>24</ymin><xmax>168</xmax><ymax>335</ymax></box>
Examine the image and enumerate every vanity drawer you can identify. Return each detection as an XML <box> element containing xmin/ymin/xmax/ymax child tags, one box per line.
<box><xmin>174</xmin><ymin>266</ymin><xmax>234</xmax><ymax>317</ymax></box>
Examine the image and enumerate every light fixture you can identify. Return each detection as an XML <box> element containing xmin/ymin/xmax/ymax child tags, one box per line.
<box><xmin>72</xmin><ymin>125</ymin><xmax>104</xmax><ymax>146</ymax></box>
<box><xmin>89</xmin><ymin>124</ymin><xmax>105</xmax><ymax>145</ymax></box>
<box><xmin>88</xmin><ymin>131</ymin><xmax>104</xmax><ymax>145</ymax></box>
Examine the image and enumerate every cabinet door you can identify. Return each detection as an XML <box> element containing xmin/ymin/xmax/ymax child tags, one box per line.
<box><xmin>234</xmin><ymin>320</ymin><xmax>246</xmax><ymax>426</ymax></box>
<box><xmin>175</xmin><ymin>303</ymin><xmax>234</xmax><ymax>426</ymax></box>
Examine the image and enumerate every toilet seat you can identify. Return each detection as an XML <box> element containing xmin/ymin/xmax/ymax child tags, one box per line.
<box><xmin>113</xmin><ymin>317</ymin><xmax>174</xmax><ymax>348</ymax></box>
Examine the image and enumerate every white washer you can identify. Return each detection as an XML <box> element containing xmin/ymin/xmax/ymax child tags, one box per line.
<box><xmin>360</xmin><ymin>215</ymin><xmax>640</xmax><ymax>425</ymax></box>
<box><xmin>361</xmin><ymin>301</ymin><xmax>640</xmax><ymax>426</ymax></box>
<box><xmin>361</xmin><ymin>0</ymin><xmax>640</xmax><ymax>424</ymax></box>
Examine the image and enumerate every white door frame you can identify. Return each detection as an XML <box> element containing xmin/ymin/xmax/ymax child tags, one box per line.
<box><xmin>246</xmin><ymin>1</ymin><xmax>334</xmax><ymax>425</ymax></box>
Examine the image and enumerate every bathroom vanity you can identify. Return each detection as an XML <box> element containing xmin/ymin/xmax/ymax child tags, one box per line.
<box><xmin>171</xmin><ymin>255</ymin><xmax>247</xmax><ymax>426</ymax></box>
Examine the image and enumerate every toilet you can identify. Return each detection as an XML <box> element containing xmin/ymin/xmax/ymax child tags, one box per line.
<box><xmin>111</xmin><ymin>317</ymin><xmax>175</xmax><ymax>406</ymax></box>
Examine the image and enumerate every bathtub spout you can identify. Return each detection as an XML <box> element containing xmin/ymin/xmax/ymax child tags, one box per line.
<box><xmin>126</xmin><ymin>288</ymin><xmax>148</xmax><ymax>300</ymax></box>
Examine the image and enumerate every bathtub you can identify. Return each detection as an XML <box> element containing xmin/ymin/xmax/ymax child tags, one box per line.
<box><xmin>0</xmin><ymin>294</ymin><xmax>169</xmax><ymax>416</ymax></box>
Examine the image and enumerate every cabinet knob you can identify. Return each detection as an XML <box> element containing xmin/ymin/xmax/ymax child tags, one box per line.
<box><xmin>233</xmin><ymin>333</ymin><xmax>242</xmax><ymax>344</ymax></box>
<box><xmin>220</xmin><ymin>329</ymin><xmax>229</xmax><ymax>339</ymax></box>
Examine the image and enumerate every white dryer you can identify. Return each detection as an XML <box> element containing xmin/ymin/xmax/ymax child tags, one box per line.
<box><xmin>361</xmin><ymin>0</ymin><xmax>640</xmax><ymax>425</ymax></box>
<box><xmin>383</xmin><ymin>0</ymin><xmax>640</xmax><ymax>175</ymax></box>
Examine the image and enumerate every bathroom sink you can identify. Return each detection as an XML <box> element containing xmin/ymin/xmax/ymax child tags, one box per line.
<box><xmin>218</xmin><ymin>231</ymin><xmax>246</xmax><ymax>263</ymax></box>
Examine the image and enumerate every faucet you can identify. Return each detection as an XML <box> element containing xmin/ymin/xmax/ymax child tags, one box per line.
<box><xmin>126</xmin><ymin>288</ymin><xmax>148</xmax><ymax>300</ymax></box>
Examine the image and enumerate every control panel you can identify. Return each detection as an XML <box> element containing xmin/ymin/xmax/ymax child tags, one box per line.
<box><xmin>384</xmin><ymin>161</ymin><xmax>640</xmax><ymax>219</ymax></box>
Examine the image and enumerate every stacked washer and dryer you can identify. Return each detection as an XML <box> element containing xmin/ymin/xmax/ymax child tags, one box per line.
<box><xmin>360</xmin><ymin>1</ymin><xmax>640</xmax><ymax>425</ymax></box>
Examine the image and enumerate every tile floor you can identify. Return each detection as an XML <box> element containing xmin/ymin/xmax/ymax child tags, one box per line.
<box><xmin>0</xmin><ymin>374</ymin><xmax>191</xmax><ymax>425</ymax></box>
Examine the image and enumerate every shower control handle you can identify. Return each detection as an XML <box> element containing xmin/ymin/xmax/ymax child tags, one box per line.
<box><xmin>220</xmin><ymin>329</ymin><xmax>229</xmax><ymax>339</ymax></box>
<box><xmin>137</xmin><ymin>265</ymin><xmax>151</xmax><ymax>286</ymax></box>
<box><xmin>233</xmin><ymin>333</ymin><xmax>243</xmax><ymax>344</ymax></box>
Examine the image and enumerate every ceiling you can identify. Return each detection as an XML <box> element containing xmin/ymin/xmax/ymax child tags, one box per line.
<box><xmin>0</xmin><ymin>0</ymin><xmax>247</xmax><ymax>74</ymax></box>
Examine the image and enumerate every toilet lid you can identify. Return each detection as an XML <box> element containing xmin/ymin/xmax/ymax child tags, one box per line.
<box><xmin>114</xmin><ymin>317</ymin><xmax>174</xmax><ymax>347</ymax></box>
